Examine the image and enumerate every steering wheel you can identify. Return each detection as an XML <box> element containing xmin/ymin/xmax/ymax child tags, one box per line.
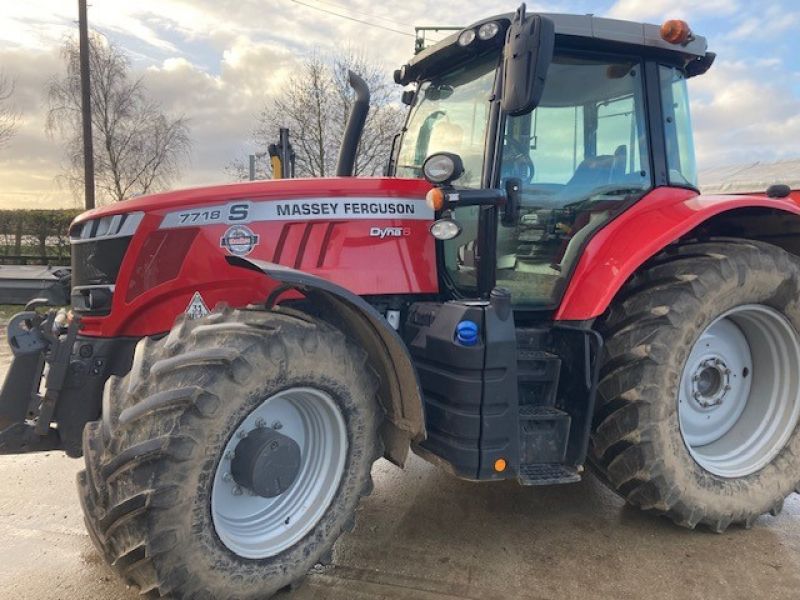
<box><xmin>503</xmin><ymin>138</ymin><xmax>535</xmax><ymax>183</ymax></box>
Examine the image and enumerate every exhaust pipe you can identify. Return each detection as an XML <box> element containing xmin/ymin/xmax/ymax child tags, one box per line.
<box><xmin>336</xmin><ymin>70</ymin><xmax>370</xmax><ymax>177</ymax></box>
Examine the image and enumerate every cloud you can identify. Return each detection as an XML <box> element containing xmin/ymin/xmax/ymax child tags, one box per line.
<box><xmin>142</xmin><ymin>40</ymin><xmax>297</xmax><ymax>187</ymax></box>
<box><xmin>607</xmin><ymin>0</ymin><xmax>739</xmax><ymax>21</ymax></box>
<box><xmin>690</xmin><ymin>59</ymin><xmax>800</xmax><ymax>171</ymax></box>
<box><xmin>722</xmin><ymin>6</ymin><xmax>800</xmax><ymax>41</ymax></box>
<box><xmin>0</xmin><ymin>0</ymin><xmax>799</xmax><ymax>209</ymax></box>
<box><xmin>0</xmin><ymin>47</ymin><xmax>77</xmax><ymax>209</ymax></box>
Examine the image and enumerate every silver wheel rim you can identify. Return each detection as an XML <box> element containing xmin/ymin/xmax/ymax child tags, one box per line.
<box><xmin>211</xmin><ymin>387</ymin><xmax>347</xmax><ymax>559</ymax></box>
<box><xmin>678</xmin><ymin>304</ymin><xmax>800</xmax><ymax>478</ymax></box>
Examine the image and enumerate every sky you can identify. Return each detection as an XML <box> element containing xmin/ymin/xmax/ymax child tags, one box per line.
<box><xmin>0</xmin><ymin>0</ymin><xmax>799</xmax><ymax>209</ymax></box>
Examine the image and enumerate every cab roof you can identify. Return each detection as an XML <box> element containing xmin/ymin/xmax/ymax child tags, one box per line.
<box><xmin>400</xmin><ymin>12</ymin><xmax>710</xmax><ymax>85</ymax></box>
<box><xmin>535</xmin><ymin>12</ymin><xmax>706</xmax><ymax>57</ymax></box>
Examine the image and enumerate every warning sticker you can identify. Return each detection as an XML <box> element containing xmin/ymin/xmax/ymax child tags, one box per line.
<box><xmin>186</xmin><ymin>292</ymin><xmax>210</xmax><ymax>320</ymax></box>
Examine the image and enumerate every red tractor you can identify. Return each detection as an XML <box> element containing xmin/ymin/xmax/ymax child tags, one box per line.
<box><xmin>2</xmin><ymin>5</ymin><xmax>800</xmax><ymax>598</ymax></box>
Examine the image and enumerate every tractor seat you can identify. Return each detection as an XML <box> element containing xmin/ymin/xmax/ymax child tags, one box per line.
<box><xmin>539</xmin><ymin>154</ymin><xmax>615</xmax><ymax>206</ymax></box>
<box><xmin>566</xmin><ymin>155</ymin><xmax>615</xmax><ymax>188</ymax></box>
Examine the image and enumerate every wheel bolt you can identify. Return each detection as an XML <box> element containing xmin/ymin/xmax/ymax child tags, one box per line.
<box><xmin>222</xmin><ymin>472</ymin><xmax>232</xmax><ymax>482</ymax></box>
<box><xmin>237</xmin><ymin>429</ymin><xmax>247</xmax><ymax>439</ymax></box>
<box><xmin>232</xmin><ymin>485</ymin><xmax>243</xmax><ymax>496</ymax></box>
<box><xmin>225</xmin><ymin>451</ymin><xmax>234</xmax><ymax>460</ymax></box>
<box><xmin>255</xmin><ymin>417</ymin><xmax>266</xmax><ymax>428</ymax></box>
<box><xmin>272</xmin><ymin>421</ymin><xmax>283</xmax><ymax>430</ymax></box>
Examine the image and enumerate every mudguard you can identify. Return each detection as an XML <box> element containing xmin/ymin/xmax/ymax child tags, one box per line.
<box><xmin>555</xmin><ymin>188</ymin><xmax>800</xmax><ymax>321</ymax></box>
<box><xmin>226</xmin><ymin>255</ymin><xmax>426</xmax><ymax>467</ymax></box>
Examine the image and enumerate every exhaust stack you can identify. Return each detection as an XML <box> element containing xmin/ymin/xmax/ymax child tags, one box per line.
<box><xmin>336</xmin><ymin>70</ymin><xmax>370</xmax><ymax>177</ymax></box>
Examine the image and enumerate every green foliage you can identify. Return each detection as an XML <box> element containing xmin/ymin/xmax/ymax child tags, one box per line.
<box><xmin>0</xmin><ymin>209</ymin><xmax>81</xmax><ymax>262</ymax></box>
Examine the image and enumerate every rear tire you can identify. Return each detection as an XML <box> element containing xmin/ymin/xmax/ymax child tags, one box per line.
<box><xmin>78</xmin><ymin>306</ymin><xmax>381</xmax><ymax>598</ymax></box>
<box><xmin>591</xmin><ymin>240</ymin><xmax>800</xmax><ymax>531</ymax></box>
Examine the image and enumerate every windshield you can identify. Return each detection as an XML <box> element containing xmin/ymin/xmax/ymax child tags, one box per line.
<box><xmin>395</xmin><ymin>54</ymin><xmax>498</xmax><ymax>188</ymax></box>
<box><xmin>443</xmin><ymin>52</ymin><xmax>654</xmax><ymax>305</ymax></box>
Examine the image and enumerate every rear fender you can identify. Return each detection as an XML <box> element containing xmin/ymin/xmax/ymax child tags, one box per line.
<box><xmin>226</xmin><ymin>256</ymin><xmax>425</xmax><ymax>467</ymax></box>
<box><xmin>555</xmin><ymin>188</ymin><xmax>800</xmax><ymax>321</ymax></box>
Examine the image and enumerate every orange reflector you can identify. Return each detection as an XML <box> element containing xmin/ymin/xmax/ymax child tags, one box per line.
<box><xmin>494</xmin><ymin>458</ymin><xmax>507</xmax><ymax>472</ymax></box>
<box><xmin>426</xmin><ymin>187</ymin><xmax>446</xmax><ymax>211</ymax></box>
<box><xmin>660</xmin><ymin>19</ymin><xmax>692</xmax><ymax>45</ymax></box>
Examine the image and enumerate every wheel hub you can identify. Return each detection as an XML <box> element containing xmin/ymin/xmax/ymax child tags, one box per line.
<box><xmin>691</xmin><ymin>358</ymin><xmax>731</xmax><ymax>408</ymax></box>
<box><xmin>231</xmin><ymin>427</ymin><xmax>302</xmax><ymax>498</ymax></box>
<box><xmin>210</xmin><ymin>387</ymin><xmax>348</xmax><ymax>559</ymax></box>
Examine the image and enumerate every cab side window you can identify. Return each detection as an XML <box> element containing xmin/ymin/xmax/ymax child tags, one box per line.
<box><xmin>660</xmin><ymin>66</ymin><xmax>698</xmax><ymax>187</ymax></box>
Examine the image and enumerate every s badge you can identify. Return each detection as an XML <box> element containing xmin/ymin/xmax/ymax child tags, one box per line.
<box><xmin>220</xmin><ymin>225</ymin><xmax>260</xmax><ymax>256</ymax></box>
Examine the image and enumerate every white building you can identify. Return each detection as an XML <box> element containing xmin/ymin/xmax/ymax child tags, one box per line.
<box><xmin>700</xmin><ymin>159</ymin><xmax>800</xmax><ymax>195</ymax></box>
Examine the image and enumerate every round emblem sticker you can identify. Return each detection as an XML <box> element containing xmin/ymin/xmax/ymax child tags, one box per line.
<box><xmin>220</xmin><ymin>225</ymin><xmax>260</xmax><ymax>256</ymax></box>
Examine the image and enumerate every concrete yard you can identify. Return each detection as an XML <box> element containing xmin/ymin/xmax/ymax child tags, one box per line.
<box><xmin>2</xmin><ymin>452</ymin><xmax>800</xmax><ymax>600</ymax></box>
<box><xmin>1</xmin><ymin>341</ymin><xmax>800</xmax><ymax>600</ymax></box>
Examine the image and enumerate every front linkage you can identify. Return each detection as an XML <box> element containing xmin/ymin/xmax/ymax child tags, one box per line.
<box><xmin>0</xmin><ymin>302</ymin><xmax>79</xmax><ymax>454</ymax></box>
<box><xmin>0</xmin><ymin>301</ymin><xmax>137</xmax><ymax>457</ymax></box>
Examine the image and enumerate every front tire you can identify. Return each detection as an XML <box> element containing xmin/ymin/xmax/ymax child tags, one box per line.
<box><xmin>78</xmin><ymin>307</ymin><xmax>380</xmax><ymax>598</ymax></box>
<box><xmin>591</xmin><ymin>240</ymin><xmax>800</xmax><ymax>531</ymax></box>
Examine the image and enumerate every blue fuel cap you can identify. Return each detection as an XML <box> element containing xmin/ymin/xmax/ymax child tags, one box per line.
<box><xmin>456</xmin><ymin>320</ymin><xmax>479</xmax><ymax>346</ymax></box>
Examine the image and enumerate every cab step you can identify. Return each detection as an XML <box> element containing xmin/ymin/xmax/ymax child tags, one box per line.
<box><xmin>519</xmin><ymin>406</ymin><xmax>571</xmax><ymax>464</ymax></box>
<box><xmin>518</xmin><ymin>464</ymin><xmax>581</xmax><ymax>486</ymax></box>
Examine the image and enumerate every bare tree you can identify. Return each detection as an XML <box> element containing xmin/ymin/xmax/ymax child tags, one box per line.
<box><xmin>233</xmin><ymin>50</ymin><xmax>404</xmax><ymax>179</ymax></box>
<box><xmin>46</xmin><ymin>34</ymin><xmax>191</xmax><ymax>203</ymax></box>
<box><xmin>0</xmin><ymin>72</ymin><xmax>18</xmax><ymax>148</ymax></box>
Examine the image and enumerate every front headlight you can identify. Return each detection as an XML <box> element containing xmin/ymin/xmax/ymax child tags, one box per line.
<box><xmin>458</xmin><ymin>29</ymin><xmax>477</xmax><ymax>46</ymax></box>
<box><xmin>478</xmin><ymin>22</ymin><xmax>500</xmax><ymax>40</ymax></box>
<box><xmin>430</xmin><ymin>218</ymin><xmax>462</xmax><ymax>240</ymax></box>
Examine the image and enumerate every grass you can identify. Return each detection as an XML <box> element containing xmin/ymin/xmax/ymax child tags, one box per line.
<box><xmin>0</xmin><ymin>304</ymin><xmax>24</xmax><ymax>319</ymax></box>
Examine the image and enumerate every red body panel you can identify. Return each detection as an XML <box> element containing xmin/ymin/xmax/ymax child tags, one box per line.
<box><xmin>555</xmin><ymin>187</ymin><xmax>800</xmax><ymax>321</ymax></box>
<box><xmin>77</xmin><ymin>178</ymin><xmax>436</xmax><ymax>337</ymax></box>
<box><xmin>77</xmin><ymin>178</ymin><xmax>800</xmax><ymax>335</ymax></box>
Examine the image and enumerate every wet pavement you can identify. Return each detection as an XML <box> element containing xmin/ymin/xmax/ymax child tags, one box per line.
<box><xmin>2</xmin><ymin>451</ymin><xmax>800</xmax><ymax>600</ymax></box>
<box><xmin>1</xmin><ymin>331</ymin><xmax>799</xmax><ymax>599</ymax></box>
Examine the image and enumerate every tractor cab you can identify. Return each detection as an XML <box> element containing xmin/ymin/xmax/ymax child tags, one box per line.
<box><xmin>389</xmin><ymin>8</ymin><xmax>717</xmax><ymax>483</ymax></box>
<box><xmin>391</xmin><ymin>7</ymin><xmax>713</xmax><ymax>309</ymax></box>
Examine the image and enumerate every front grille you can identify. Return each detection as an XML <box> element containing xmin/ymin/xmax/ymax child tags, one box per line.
<box><xmin>70</xmin><ymin>212</ymin><xmax>144</xmax><ymax>313</ymax></box>
<box><xmin>71</xmin><ymin>237</ymin><xmax>132</xmax><ymax>287</ymax></box>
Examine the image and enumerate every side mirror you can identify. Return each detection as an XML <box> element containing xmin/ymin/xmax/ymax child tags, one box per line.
<box><xmin>501</xmin><ymin>4</ymin><xmax>555</xmax><ymax>116</ymax></box>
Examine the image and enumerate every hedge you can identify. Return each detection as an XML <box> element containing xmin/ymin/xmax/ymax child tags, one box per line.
<box><xmin>0</xmin><ymin>209</ymin><xmax>83</xmax><ymax>264</ymax></box>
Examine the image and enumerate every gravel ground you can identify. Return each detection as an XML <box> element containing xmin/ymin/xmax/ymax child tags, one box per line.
<box><xmin>1</xmin><ymin>321</ymin><xmax>799</xmax><ymax>599</ymax></box>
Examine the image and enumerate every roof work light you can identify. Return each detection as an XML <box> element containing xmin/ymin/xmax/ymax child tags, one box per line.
<box><xmin>660</xmin><ymin>19</ymin><xmax>693</xmax><ymax>45</ymax></box>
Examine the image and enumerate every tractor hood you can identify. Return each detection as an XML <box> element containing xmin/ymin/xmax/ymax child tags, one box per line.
<box><xmin>70</xmin><ymin>177</ymin><xmax>439</xmax><ymax>338</ymax></box>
